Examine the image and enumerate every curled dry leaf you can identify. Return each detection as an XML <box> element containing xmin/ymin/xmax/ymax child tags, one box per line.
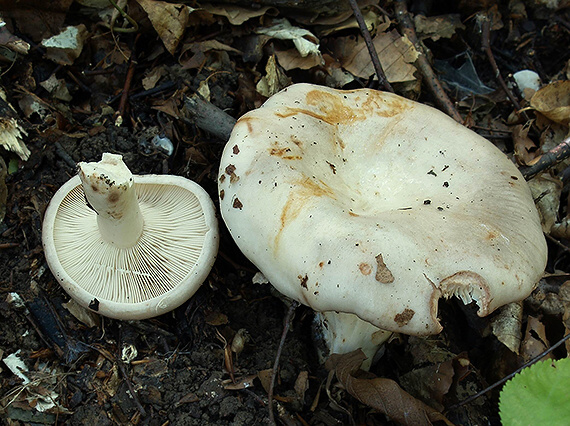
<box><xmin>136</xmin><ymin>0</ymin><xmax>191</xmax><ymax>55</ymax></box>
<box><xmin>520</xmin><ymin>315</ymin><xmax>552</xmax><ymax>363</ymax></box>
<box><xmin>325</xmin><ymin>350</ymin><xmax>452</xmax><ymax>426</ymax></box>
<box><xmin>512</xmin><ymin>123</ymin><xmax>539</xmax><ymax>166</ymax></box>
<box><xmin>490</xmin><ymin>301</ymin><xmax>523</xmax><ymax>354</ymax></box>
<box><xmin>530</xmin><ymin>80</ymin><xmax>570</xmax><ymax>126</ymax></box>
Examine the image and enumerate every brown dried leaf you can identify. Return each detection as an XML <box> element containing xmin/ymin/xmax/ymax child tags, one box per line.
<box><xmin>399</xmin><ymin>360</ymin><xmax>454</xmax><ymax>411</ymax></box>
<box><xmin>414</xmin><ymin>14</ymin><xmax>465</xmax><ymax>41</ymax></box>
<box><xmin>512</xmin><ymin>124</ymin><xmax>539</xmax><ymax>165</ymax></box>
<box><xmin>257</xmin><ymin>368</ymin><xmax>272</xmax><ymax>393</ymax></box>
<box><xmin>136</xmin><ymin>0</ymin><xmax>191</xmax><ymax>55</ymax></box>
<box><xmin>202</xmin><ymin>3</ymin><xmax>275</xmax><ymax>25</ymax></box>
<box><xmin>334</xmin><ymin>30</ymin><xmax>418</xmax><ymax>83</ymax></box>
<box><xmin>530</xmin><ymin>80</ymin><xmax>570</xmax><ymax>126</ymax></box>
<box><xmin>294</xmin><ymin>371</ymin><xmax>309</xmax><ymax>401</ymax></box>
<box><xmin>490</xmin><ymin>301</ymin><xmax>523</xmax><ymax>354</ymax></box>
<box><xmin>326</xmin><ymin>350</ymin><xmax>452</xmax><ymax>426</ymax></box>
<box><xmin>520</xmin><ymin>316</ymin><xmax>552</xmax><ymax>363</ymax></box>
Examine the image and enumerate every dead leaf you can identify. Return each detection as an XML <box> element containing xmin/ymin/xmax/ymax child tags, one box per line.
<box><xmin>136</xmin><ymin>0</ymin><xmax>191</xmax><ymax>55</ymax></box>
<box><xmin>512</xmin><ymin>123</ymin><xmax>539</xmax><ymax>165</ymax></box>
<box><xmin>274</xmin><ymin>48</ymin><xmax>324</xmax><ymax>70</ymax></box>
<box><xmin>202</xmin><ymin>3</ymin><xmax>275</xmax><ymax>25</ymax></box>
<box><xmin>490</xmin><ymin>301</ymin><xmax>523</xmax><ymax>354</ymax></box>
<box><xmin>530</xmin><ymin>80</ymin><xmax>570</xmax><ymax>126</ymax></box>
<box><xmin>414</xmin><ymin>14</ymin><xmax>465</xmax><ymax>41</ymax></box>
<box><xmin>520</xmin><ymin>316</ymin><xmax>552</xmax><ymax>363</ymax></box>
<box><xmin>0</xmin><ymin>21</ymin><xmax>30</xmax><ymax>55</ymax></box>
<box><xmin>334</xmin><ymin>30</ymin><xmax>418</xmax><ymax>83</ymax></box>
<box><xmin>257</xmin><ymin>368</ymin><xmax>272</xmax><ymax>393</ymax></box>
<box><xmin>399</xmin><ymin>360</ymin><xmax>454</xmax><ymax>412</ymax></box>
<box><xmin>318</xmin><ymin>10</ymin><xmax>390</xmax><ymax>37</ymax></box>
<box><xmin>294</xmin><ymin>371</ymin><xmax>309</xmax><ymax>402</ymax></box>
<box><xmin>0</xmin><ymin>91</ymin><xmax>30</xmax><ymax>160</ymax></box>
<box><xmin>325</xmin><ymin>350</ymin><xmax>452</xmax><ymax>426</ymax></box>
<box><xmin>256</xmin><ymin>18</ymin><xmax>320</xmax><ymax>57</ymax></box>
<box><xmin>41</xmin><ymin>24</ymin><xmax>88</xmax><ymax>66</ymax></box>
<box><xmin>142</xmin><ymin>66</ymin><xmax>166</xmax><ymax>90</ymax></box>
<box><xmin>180</xmin><ymin>40</ymin><xmax>241</xmax><ymax>69</ymax></box>
<box><xmin>256</xmin><ymin>54</ymin><xmax>291</xmax><ymax>97</ymax></box>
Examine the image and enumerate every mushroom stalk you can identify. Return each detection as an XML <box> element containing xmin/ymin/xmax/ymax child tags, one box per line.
<box><xmin>78</xmin><ymin>153</ymin><xmax>143</xmax><ymax>248</ymax></box>
<box><xmin>314</xmin><ymin>311</ymin><xmax>392</xmax><ymax>370</ymax></box>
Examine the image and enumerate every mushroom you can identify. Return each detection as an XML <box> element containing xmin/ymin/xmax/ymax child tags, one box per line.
<box><xmin>218</xmin><ymin>83</ymin><xmax>547</xmax><ymax>369</ymax></box>
<box><xmin>43</xmin><ymin>153</ymin><xmax>218</xmax><ymax>320</ymax></box>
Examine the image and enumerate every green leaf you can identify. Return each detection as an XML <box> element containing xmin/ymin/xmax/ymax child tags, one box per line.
<box><xmin>499</xmin><ymin>357</ymin><xmax>570</xmax><ymax>426</ymax></box>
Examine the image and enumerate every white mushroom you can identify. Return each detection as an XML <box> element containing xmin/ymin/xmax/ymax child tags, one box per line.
<box><xmin>43</xmin><ymin>153</ymin><xmax>218</xmax><ymax>320</ymax></box>
<box><xmin>218</xmin><ymin>83</ymin><xmax>547</xmax><ymax>369</ymax></box>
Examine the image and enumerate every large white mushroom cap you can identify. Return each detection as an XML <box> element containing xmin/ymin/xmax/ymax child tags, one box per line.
<box><xmin>218</xmin><ymin>83</ymin><xmax>547</xmax><ymax>337</ymax></box>
<box><xmin>43</xmin><ymin>153</ymin><xmax>219</xmax><ymax>320</ymax></box>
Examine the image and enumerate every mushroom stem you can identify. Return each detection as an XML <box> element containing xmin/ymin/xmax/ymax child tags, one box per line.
<box><xmin>314</xmin><ymin>311</ymin><xmax>392</xmax><ymax>371</ymax></box>
<box><xmin>78</xmin><ymin>153</ymin><xmax>144</xmax><ymax>248</ymax></box>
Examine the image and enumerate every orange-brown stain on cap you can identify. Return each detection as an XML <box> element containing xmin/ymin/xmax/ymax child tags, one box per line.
<box><xmin>394</xmin><ymin>308</ymin><xmax>415</xmax><ymax>327</ymax></box>
<box><xmin>274</xmin><ymin>178</ymin><xmax>335</xmax><ymax>250</ymax></box>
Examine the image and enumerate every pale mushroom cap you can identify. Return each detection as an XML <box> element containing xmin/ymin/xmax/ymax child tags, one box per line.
<box><xmin>43</xmin><ymin>174</ymin><xmax>219</xmax><ymax>320</ymax></box>
<box><xmin>218</xmin><ymin>83</ymin><xmax>547</xmax><ymax>336</ymax></box>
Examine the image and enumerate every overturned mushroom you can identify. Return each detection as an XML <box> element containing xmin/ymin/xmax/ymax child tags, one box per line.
<box><xmin>43</xmin><ymin>153</ymin><xmax>218</xmax><ymax>320</ymax></box>
<box><xmin>218</xmin><ymin>83</ymin><xmax>547</xmax><ymax>369</ymax></box>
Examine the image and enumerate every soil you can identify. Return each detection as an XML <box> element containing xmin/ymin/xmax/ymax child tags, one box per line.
<box><xmin>0</xmin><ymin>1</ymin><xmax>569</xmax><ymax>425</ymax></box>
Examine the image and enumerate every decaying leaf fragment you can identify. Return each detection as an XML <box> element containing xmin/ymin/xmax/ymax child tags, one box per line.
<box><xmin>136</xmin><ymin>0</ymin><xmax>192</xmax><ymax>55</ymax></box>
<box><xmin>325</xmin><ymin>350</ymin><xmax>452</xmax><ymax>425</ymax></box>
<box><xmin>334</xmin><ymin>29</ymin><xmax>419</xmax><ymax>83</ymax></box>
<box><xmin>490</xmin><ymin>301</ymin><xmax>523</xmax><ymax>354</ymax></box>
<box><xmin>0</xmin><ymin>89</ymin><xmax>30</xmax><ymax>161</ymax></box>
<box><xmin>414</xmin><ymin>14</ymin><xmax>465</xmax><ymax>41</ymax></box>
<box><xmin>530</xmin><ymin>80</ymin><xmax>570</xmax><ymax>126</ymax></box>
<box><xmin>41</xmin><ymin>24</ymin><xmax>88</xmax><ymax>65</ymax></box>
<box><xmin>256</xmin><ymin>55</ymin><xmax>291</xmax><ymax>97</ymax></box>
<box><xmin>256</xmin><ymin>18</ymin><xmax>320</xmax><ymax>57</ymax></box>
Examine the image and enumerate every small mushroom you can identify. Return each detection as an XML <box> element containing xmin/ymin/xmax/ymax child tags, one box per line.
<box><xmin>43</xmin><ymin>153</ymin><xmax>218</xmax><ymax>320</ymax></box>
<box><xmin>218</xmin><ymin>83</ymin><xmax>547</xmax><ymax>369</ymax></box>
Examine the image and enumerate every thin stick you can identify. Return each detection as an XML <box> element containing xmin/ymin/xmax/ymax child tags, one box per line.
<box><xmin>447</xmin><ymin>332</ymin><xmax>570</xmax><ymax>410</ymax></box>
<box><xmin>116</xmin><ymin>34</ymin><xmax>140</xmax><ymax>124</ymax></box>
<box><xmin>268</xmin><ymin>301</ymin><xmax>299</xmax><ymax>425</ymax></box>
<box><xmin>520</xmin><ymin>135</ymin><xmax>570</xmax><ymax>180</ymax></box>
<box><xmin>393</xmin><ymin>0</ymin><xmax>463</xmax><ymax>123</ymax></box>
<box><xmin>479</xmin><ymin>13</ymin><xmax>521</xmax><ymax>111</ymax></box>
<box><xmin>346</xmin><ymin>0</ymin><xmax>393</xmax><ymax>92</ymax></box>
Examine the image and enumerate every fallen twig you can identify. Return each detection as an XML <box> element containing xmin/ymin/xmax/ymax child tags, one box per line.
<box><xmin>182</xmin><ymin>94</ymin><xmax>237</xmax><ymax>142</ymax></box>
<box><xmin>520</xmin><ymin>135</ymin><xmax>570</xmax><ymax>180</ymax></box>
<box><xmin>116</xmin><ymin>34</ymin><xmax>140</xmax><ymax>125</ymax></box>
<box><xmin>479</xmin><ymin>13</ymin><xmax>521</xmax><ymax>111</ymax></box>
<box><xmin>268</xmin><ymin>301</ymin><xmax>299</xmax><ymax>425</ymax></box>
<box><xmin>393</xmin><ymin>0</ymin><xmax>463</xmax><ymax>123</ymax></box>
<box><xmin>347</xmin><ymin>0</ymin><xmax>393</xmax><ymax>92</ymax></box>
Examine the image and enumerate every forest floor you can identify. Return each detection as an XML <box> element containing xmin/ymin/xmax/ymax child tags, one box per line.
<box><xmin>0</xmin><ymin>0</ymin><xmax>569</xmax><ymax>425</ymax></box>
